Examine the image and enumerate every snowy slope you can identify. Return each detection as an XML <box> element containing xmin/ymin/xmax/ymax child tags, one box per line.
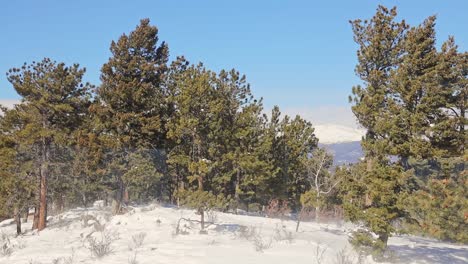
<box><xmin>0</xmin><ymin>204</ymin><xmax>467</xmax><ymax>264</ymax></box>
<box><xmin>314</xmin><ymin>124</ymin><xmax>365</xmax><ymax>144</ymax></box>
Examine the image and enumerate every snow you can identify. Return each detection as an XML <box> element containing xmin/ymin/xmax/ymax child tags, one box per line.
<box><xmin>315</xmin><ymin>124</ymin><xmax>365</xmax><ymax>144</ymax></box>
<box><xmin>0</xmin><ymin>203</ymin><xmax>466</xmax><ymax>264</ymax></box>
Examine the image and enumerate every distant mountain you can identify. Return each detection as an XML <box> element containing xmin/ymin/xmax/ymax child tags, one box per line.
<box><xmin>320</xmin><ymin>141</ymin><xmax>363</xmax><ymax>165</ymax></box>
<box><xmin>313</xmin><ymin>124</ymin><xmax>364</xmax><ymax>165</ymax></box>
<box><xmin>314</xmin><ymin>124</ymin><xmax>365</xmax><ymax>144</ymax></box>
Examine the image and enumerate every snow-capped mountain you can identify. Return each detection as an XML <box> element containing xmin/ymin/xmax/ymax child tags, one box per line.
<box><xmin>314</xmin><ymin>124</ymin><xmax>365</xmax><ymax>144</ymax></box>
<box><xmin>313</xmin><ymin>124</ymin><xmax>365</xmax><ymax>165</ymax></box>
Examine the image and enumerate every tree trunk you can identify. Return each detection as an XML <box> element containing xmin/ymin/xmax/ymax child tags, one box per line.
<box><xmin>112</xmin><ymin>178</ymin><xmax>125</xmax><ymax>215</ymax></box>
<box><xmin>378</xmin><ymin>233</ymin><xmax>389</xmax><ymax>248</ymax></box>
<box><xmin>234</xmin><ymin>169</ymin><xmax>240</xmax><ymax>202</ymax></box>
<box><xmin>315</xmin><ymin>205</ymin><xmax>320</xmax><ymax>222</ymax></box>
<box><xmin>82</xmin><ymin>192</ymin><xmax>88</xmax><ymax>208</ymax></box>
<box><xmin>56</xmin><ymin>194</ymin><xmax>64</xmax><ymax>214</ymax></box>
<box><xmin>23</xmin><ymin>208</ymin><xmax>28</xmax><ymax>223</ymax></box>
<box><xmin>32</xmin><ymin>206</ymin><xmax>39</xmax><ymax>230</ymax></box>
<box><xmin>295</xmin><ymin>208</ymin><xmax>303</xmax><ymax>232</ymax></box>
<box><xmin>38</xmin><ymin>134</ymin><xmax>50</xmax><ymax>231</ymax></box>
<box><xmin>32</xmin><ymin>170</ymin><xmax>41</xmax><ymax>230</ymax></box>
<box><xmin>38</xmin><ymin>162</ymin><xmax>48</xmax><ymax>231</ymax></box>
<box><xmin>14</xmin><ymin>207</ymin><xmax>21</xmax><ymax>235</ymax></box>
<box><xmin>315</xmin><ymin>195</ymin><xmax>321</xmax><ymax>222</ymax></box>
<box><xmin>200</xmin><ymin>208</ymin><xmax>205</xmax><ymax>231</ymax></box>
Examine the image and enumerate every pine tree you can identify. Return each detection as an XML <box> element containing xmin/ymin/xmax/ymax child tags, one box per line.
<box><xmin>6</xmin><ymin>58</ymin><xmax>91</xmax><ymax>230</ymax></box>
<box><xmin>347</xmin><ymin>6</ymin><xmax>411</xmax><ymax>251</ymax></box>
<box><xmin>273</xmin><ymin>113</ymin><xmax>318</xmax><ymax>209</ymax></box>
<box><xmin>347</xmin><ymin>5</ymin><xmax>467</xmax><ymax>250</ymax></box>
<box><xmin>95</xmin><ymin>18</ymin><xmax>169</xmax><ymax>213</ymax></box>
<box><xmin>0</xmin><ymin>107</ymin><xmax>36</xmax><ymax>234</ymax></box>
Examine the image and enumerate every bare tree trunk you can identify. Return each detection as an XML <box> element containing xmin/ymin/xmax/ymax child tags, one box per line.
<box><xmin>234</xmin><ymin>169</ymin><xmax>240</xmax><ymax>202</ymax></box>
<box><xmin>295</xmin><ymin>208</ymin><xmax>304</xmax><ymax>232</ymax></box>
<box><xmin>378</xmin><ymin>233</ymin><xmax>389</xmax><ymax>248</ymax></box>
<box><xmin>14</xmin><ymin>207</ymin><xmax>21</xmax><ymax>235</ymax></box>
<box><xmin>315</xmin><ymin>205</ymin><xmax>320</xmax><ymax>222</ymax></box>
<box><xmin>38</xmin><ymin>132</ymin><xmax>50</xmax><ymax>231</ymax></box>
<box><xmin>32</xmin><ymin>206</ymin><xmax>39</xmax><ymax>230</ymax></box>
<box><xmin>56</xmin><ymin>194</ymin><xmax>64</xmax><ymax>214</ymax></box>
<box><xmin>200</xmin><ymin>208</ymin><xmax>205</xmax><ymax>231</ymax></box>
<box><xmin>32</xmin><ymin>170</ymin><xmax>41</xmax><ymax>230</ymax></box>
<box><xmin>23</xmin><ymin>208</ymin><xmax>28</xmax><ymax>223</ymax></box>
<box><xmin>315</xmin><ymin>191</ymin><xmax>321</xmax><ymax>222</ymax></box>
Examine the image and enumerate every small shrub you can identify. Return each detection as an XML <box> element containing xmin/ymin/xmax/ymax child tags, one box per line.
<box><xmin>172</xmin><ymin>218</ymin><xmax>192</xmax><ymax>236</ymax></box>
<box><xmin>314</xmin><ymin>243</ymin><xmax>328</xmax><ymax>264</ymax></box>
<box><xmin>206</xmin><ymin>210</ymin><xmax>218</xmax><ymax>223</ymax></box>
<box><xmin>236</xmin><ymin>226</ymin><xmax>272</xmax><ymax>252</ymax></box>
<box><xmin>130</xmin><ymin>232</ymin><xmax>146</xmax><ymax>250</ymax></box>
<box><xmin>237</xmin><ymin>226</ymin><xmax>258</xmax><ymax>241</ymax></box>
<box><xmin>62</xmin><ymin>248</ymin><xmax>75</xmax><ymax>264</ymax></box>
<box><xmin>86</xmin><ymin>229</ymin><xmax>117</xmax><ymax>258</ymax></box>
<box><xmin>248</xmin><ymin>203</ymin><xmax>262</xmax><ymax>213</ymax></box>
<box><xmin>349</xmin><ymin>230</ymin><xmax>398</xmax><ymax>262</ymax></box>
<box><xmin>0</xmin><ymin>232</ymin><xmax>13</xmax><ymax>256</ymax></box>
<box><xmin>334</xmin><ymin>247</ymin><xmax>355</xmax><ymax>264</ymax></box>
<box><xmin>273</xmin><ymin>224</ymin><xmax>294</xmax><ymax>243</ymax></box>
<box><xmin>349</xmin><ymin>230</ymin><xmax>382</xmax><ymax>256</ymax></box>
<box><xmin>265</xmin><ymin>199</ymin><xmax>290</xmax><ymax>219</ymax></box>
<box><xmin>128</xmin><ymin>252</ymin><xmax>138</xmax><ymax>264</ymax></box>
<box><xmin>252</xmin><ymin>234</ymin><xmax>272</xmax><ymax>252</ymax></box>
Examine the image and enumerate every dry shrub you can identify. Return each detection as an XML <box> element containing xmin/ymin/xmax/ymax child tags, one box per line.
<box><xmin>86</xmin><ymin>229</ymin><xmax>118</xmax><ymax>258</ymax></box>
<box><xmin>265</xmin><ymin>199</ymin><xmax>290</xmax><ymax>219</ymax></box>
<box><xmin>130</xmin><ymin>232</ymin><xmax>146</xmax><ymax>250</ymax></box>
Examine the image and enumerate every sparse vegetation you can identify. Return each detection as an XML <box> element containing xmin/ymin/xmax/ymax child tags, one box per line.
<box><xmin>0</xmin><ymin>232</ymin><xmax>13</xmax><ymax>256</ymax></box>
<box><xmin>128</xmin><ymin>252</ymin><xmax>139</xmax><ymax>264</ymax></box>
<box><xmin>334</xmin><ymin>247</ymin><xmax>356</xmax><ymax>264</ymax></box>
<box><xmin>86</xmin><ymin>229</ymin><xmax>117</xmax><ymax>258</ymax></box>
<box><xmin>273</xmin><ymin>224</ymin><xmax>294</xmax><ymax>243</ymax></box>
<box><xmin>130</xmin><ymin>232</ymin><xmax>146</xmax><ymax>250</ymax></box>
<box><xmin>314</xmin><ymin>243</ymin><xmax>328</xmax><ymax>264</ymax></box>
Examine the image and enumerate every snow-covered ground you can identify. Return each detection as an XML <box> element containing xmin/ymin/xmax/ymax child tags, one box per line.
<box><xmin>0</xmin><ymin>203</ymin><xmax>466</xmax><ymax>264</ymax></box>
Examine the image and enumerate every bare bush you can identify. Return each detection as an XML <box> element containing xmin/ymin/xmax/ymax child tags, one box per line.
<box><xmin>236</xmin><ymin>226</ymin><xmax>258</xmax><ymax>241</ymax></box>
<box><xmin>86</xmin><ymin>229</ymin><xmax>117</xmax><ymax>258</ymax></box>
<box><xmin>206</xmin><ymin>210</ymin><xmax>218</xmax><ymax>223</ymax></box>
<box><xmin>48</xmin><ymin>256</ymin><xmax>75</xmax><ymax>264</ymax></box>
<box><xmin>314</xmin><ymin>243</ymin><xmax>328</xmax><ymax>264</ymax></box>
<box><xmin>0</xmin><ymin>232</ymin><xmax>13</xmax><ymax>256</ymax></box>
<box><xmin>236</xmin><ymin>226</ymin><xmax>272</xmax><ymax>252</ymax></box>
<box><xmin>252</xmin><ymin>234</ymin><xmax>272</xmax><ymax>252</ymax></box>
<box><xmin>265</xmin><ymin>199</ymin><xmax>290</xmax><ymax>219</ymax></box>
<box><xmin>273</xmin><ymin>224</ymin><xmax>294</xmax><ymax>243</ymax></box>
<box><xmin>128</xmin><ymin>252</ymin><xmax>139</xmax><ymax>264</ymax></box>
<box><xmin>130</xmin><ymin>232</ymin><xmax>146</xmax><ymax>250</ymax></box>
<box><xmin>60</xmin><ymin>248</ymin><xmax>75</xmax><ymax>264</ymax></box>
<box><xmin>334</xmin><ymin>247</ymin><xmax>355</xmax><ymax>264</ymax></box>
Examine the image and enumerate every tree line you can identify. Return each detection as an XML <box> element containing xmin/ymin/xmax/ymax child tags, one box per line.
<box><xmin>0</xmin><ymin>6</ymin><xmax>466</xmax><ymax>258</ymax></box>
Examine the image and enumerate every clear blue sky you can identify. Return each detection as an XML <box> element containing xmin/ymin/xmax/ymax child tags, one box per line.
<box><xmin>1</xmin><ymin>0</ymin><xmax>466</xmax><ymax>113</ymax></box>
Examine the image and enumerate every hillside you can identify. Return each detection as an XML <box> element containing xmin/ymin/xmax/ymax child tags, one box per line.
<box><xmin>320</xmin><ymin>141</ymin><xmax>363</xmax><ymax>165</ymax></box>
<box><xmin>0</xmin><ymin>203</ymin><xmax>466</xmax><ymax>264</ymax></box>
